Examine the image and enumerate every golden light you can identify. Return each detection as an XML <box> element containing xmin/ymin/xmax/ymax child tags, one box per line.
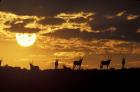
<box><xmin>16</xmin><ymin>33</ymin><xmax>36</xmax><ymax>47</ymax></box>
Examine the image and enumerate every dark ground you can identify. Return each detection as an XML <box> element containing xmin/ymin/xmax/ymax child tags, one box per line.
<box><xmin>0</xmin><ymin>67</ymin><xmax>139</xmax><ymax>92</ymax></box>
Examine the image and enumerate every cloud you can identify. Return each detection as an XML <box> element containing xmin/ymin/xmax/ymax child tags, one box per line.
<box><xmin>137</xmin><ymin>29</ymin><xmax>140</xmax><ymax>33</ymax></box>
<box><xmin>25</xmin><ymin>12</ymin><xmax>94</xmax><ymax>34</ymax></box>
<box><xmin>1</xmin><ymin>9</ymin><xmax>139</xmax><ymax>44</ymax></box>
<box><xmin>127</xmin><ymin>15</ymin><xmax>139</xmax><ymax>20</ymax></box>
<box><xmin>43</xmin><ymin>28</ymin><xmax>92</xmax><ymax>40</ymax></box>
<box><xmin>105</xmin><ymin>15</ymin><xmax>113</xmax><ymax>20</ymax></box>
<box><xmin>0</xmin><ymin>1</ymin><xmax>140</xmax><ymax>43</ymax></box>
<box><xmin>43</xmin><ymin>27</ymin><xmax>116</xmax><ymax>40</ymax></box>
<box><xmin>7</xmin><ymin>22</ymin><xmax>40</xmax><ymax>33</ymax></box>
<box><xmin>116</xmin><ymin>11</ymin><xmax>126</xmax><ymax>17</ymax></box>
<box><xmin>54</xmin><ymin>51</ymin><xmax>85</xmax><ymax>59</ymax></box>
<box><xmin>0</xmin><ymin>11</ymin><xmax>44</xmax><ymax>40</ymax></box>
<box><xmin>1</xmin><ymin>0</ymin><xmax>140</xmax><ymax>16</ymax></box>
<box><xmin>69</xmin><ymin>17</ymin><xmax>88</xmax><ymax>23</ymax></box>
<box><xmin>37</xmin><ymin>12</ymin><xmax>94</xmax><ymax>33</ymax></box>
<box><xmin>55</xmin><ymin>12</ymin><xmax>94</xmax><ymax>21</ymax></box>
<box><xmin>38</xmin><ymin>36</ymin><xmax>140</xmax><ymax>55</ymax></box>
<box><xmin>39</xmin><ymin>18</ymin><xmax>65</xmax><ymax>25</ymax></box>
<box><xmin>89</xmin><ymin>13</ymin><xmax>140</xmax><ymax>42</ymax></box>
<box><xmin>44</xmin><ymin>24</ymin><xmax>140</xmax><ymax>42</ymax></box>
<box><xmin>0</xmin><ymin>10</ymin><xmax>94</xmax><ymax>40</ymax></box>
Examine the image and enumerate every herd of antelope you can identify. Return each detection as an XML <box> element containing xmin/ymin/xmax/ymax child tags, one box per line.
<box><xmin>55</xmin><ymin>56</ymin><xmax>126</xmax><ymax>70</ymax></box>
<box><xmin>0</xmin><ymin>56</ymin><xmax>126</xmax><ymax>70</ymax></box>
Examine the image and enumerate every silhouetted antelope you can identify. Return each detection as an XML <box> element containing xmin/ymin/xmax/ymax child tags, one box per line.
<box><xmin>73</xmin><ymin>58</ymin><xmax>83</xmax><ymax>70</ymax></box>
<box><xmin>0</xmin><ymin>59</ymin><xmax>2</xmax><ymax>66</ymax></box>
<box><xmin>55</xmin><ymin>59</ymin><xmax>59</xmax><ymax>69</ymax></box>
<box><xmin>100</xmin><ymin>57</ymin><xmax>111</xmax><ymax>69</ymax></box>
<box><xmin>29</xmin><ymin>62</ymin><xmax>40</xmax><ymax>71</ymax></box>
<box><xmin>122</xmin><ymin>57</ymin><xmax>126</xmax><ymax>69</ymax></box>
<box><xmin>63</xmin><ymin>64</ymin><xmax>71</xmax><ymax>70</ymax></box>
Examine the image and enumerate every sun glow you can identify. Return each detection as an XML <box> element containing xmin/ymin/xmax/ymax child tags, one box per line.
<box><xmin>16</xmin><ymin>33</ymin><xmax>36</xmax><ymax>47</ymax></box>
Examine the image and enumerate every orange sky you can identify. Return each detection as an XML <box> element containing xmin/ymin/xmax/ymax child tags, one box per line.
<box><xmin>0</xmin><ymin>0</ymin><xmax>140</xmax><ymax>70</ymax></box>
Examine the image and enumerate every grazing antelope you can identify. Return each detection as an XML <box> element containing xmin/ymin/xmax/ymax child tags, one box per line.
<box><xmin>63</xmin><ymin>64</ymin><xmax>71</xmax><ymax>70</ymax></box>
<box><xmin>100</xmin><ymin>57</ymin><xmax>111</xmax><ymax>69</ymax></box>
<box><xmin>73</xmin><ymin>58</ymin><xmax>83</xmax><ymax>70</ymax></box>
<box><xmin>29</xmin><ymin>62</ymin><xmax>40</xmax><ymax>71</ymax></box>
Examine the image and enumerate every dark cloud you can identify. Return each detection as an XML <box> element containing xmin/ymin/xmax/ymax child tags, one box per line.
<box><xmin>22</xmin><ymin>19</ymin><xmax>35</xmax><ymax>23</ymax></box>
<box><xmin>39</xmin><ymin>18</ymin><xmax>65</xmax><ymax>25</ymax></box>
<box><xmin>6</xmin><ymin>22</ymin><xmax>39</xmax><ymax>33</ymax></box>
<box><xmin>43</xmin><ymin>28</ymin><xmax>112</xmax><ymax>40</ymax></box>
<box><xmin>1</xmin><ymin>0</ymin><xmax>140</xmax><ymax>16</ymax></box>
<box><xmin>114</xmin><ymin>43</ymin><xmax>132</xmax><ymax>48</ymax></box>
<box><xmin>90</xmin><ymin>14</ymin><xmax>140</xmax><ymax>31</ymax></box>
<box><xmin>1</xmin><ymin>0</ymin><xmax>140</xmax><ymax>42</ymax></box>
<box><xmin>44</xmin><ymin>27</ymin><xmax>140</xmax><ymax>42</ymax></box>
<box><xmin>89</xmin><ymin>14</ymin><xmax>140</xmax><ymax>42</ymax></box>
<box><xmin>69</xmin><ymin>17</ymin><xmax>88</xmax><ymax>23</ymax></box>
<box><xmin>5</xmin><ymin>19</ymin><xmax>34</xmax><ymax>25</ymax></box>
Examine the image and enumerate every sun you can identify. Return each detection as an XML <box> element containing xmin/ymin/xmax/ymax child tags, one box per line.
<box><xmin>16</xmin><ymin>33</ymin><xmax>36</xmax><ymax>47</ymax></box>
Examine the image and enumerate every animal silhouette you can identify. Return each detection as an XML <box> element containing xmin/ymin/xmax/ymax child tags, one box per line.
<box><xmin>122</xmin><ymin>58</ymin><xmax>126</xmax><ymax>69</ymax></box>
<box><xmin>63</xmin><ymin>64</ymin><xmax>71</xmax><ymax>70</ymax></box>
<box><xmin>100</xmin><ymin>57</ymin><xmax>111</xmax><ymax>69</ymax></box>
<box><xmin>55</xmin><ymin>59</ymin><xmax>59</xmax><ymax>69</ymax></box>
<box><xmin>29</xmin><ymin>62</ymin><xmax>40</xmax><ymax>71</ymax></box>
<box><xmin>0</xmin><ymin>59</ymin><xmax>2</xmax><ymax>66</ymax></box>
<box><xmin>73</xmin><ymin>58</ymin><xmax>83</xmax><ymax>70</ymax></box>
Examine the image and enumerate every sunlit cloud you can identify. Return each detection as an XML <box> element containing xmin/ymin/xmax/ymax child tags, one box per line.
<box><xmin>137</xmin><ymin>29</ymin><xmax>140</xmax><ymax>33</ymax></box>
<box><xmin>105</xmin><ymin>15</ymin><xmax>113</xmax><ymax>19</ymax></box>
<box><xmin>116</xmin><ymin>11</ymin><xmax>126</xmax><ymax>17</ymax></box>
<box><xmin>54</xmin><ymin>12</ymin><xmax>94</xmax><ymax>21</ymax></box>
<box><xmin>37</xmin><ymin>35</ymin><xmax>140</xmax><ymax>56</ymax></box>
<box><xmin>0</xmin><ymin>11</ymin><xmax>95</xmax><ymax>42</ymax></box>
<box><xmin>54</xmin><ymin>51</ymin><xmax>85</xmax><ymax>59</ymax></box>
<box><xmin>101</xmin><ymin>26</ymin><xmax>117</xmax><ymax>33</ymax></box>
<box><xmin>127</xmin><ymin>15</ymin><xmax>139</xmax><ymax>20</ymax></box>
<box><xmin>0</xmin><ymin>11</ymin><xmax>44</xmax><ymax>40</ymax></box>
<box><xmin>51</xmin><ymin>12</ymin><xmax>94</xmax><ymax>32</ymax></box>
<box><xmin>25</xmin><ymin>12</ymin><xmax>94</xmax><ymax>34</ymax></box>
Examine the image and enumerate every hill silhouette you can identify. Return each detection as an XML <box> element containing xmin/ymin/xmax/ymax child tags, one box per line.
<box><xmin>0</xmin><ymin>65</ymin><xmax>139</xmax><ymax>92</ymax></box>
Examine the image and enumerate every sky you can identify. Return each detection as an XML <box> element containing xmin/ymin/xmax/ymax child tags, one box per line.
<box><xmin>0</xmin><ymin>0</ymin><xmax>140</xmax><ymax>69</ymax></box>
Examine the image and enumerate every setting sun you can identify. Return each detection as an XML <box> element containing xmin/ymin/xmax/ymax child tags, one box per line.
<box><xmin>16</xmin><ymin>33</ymin><xmax>36</xmax><ymax>47</ymax></box>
